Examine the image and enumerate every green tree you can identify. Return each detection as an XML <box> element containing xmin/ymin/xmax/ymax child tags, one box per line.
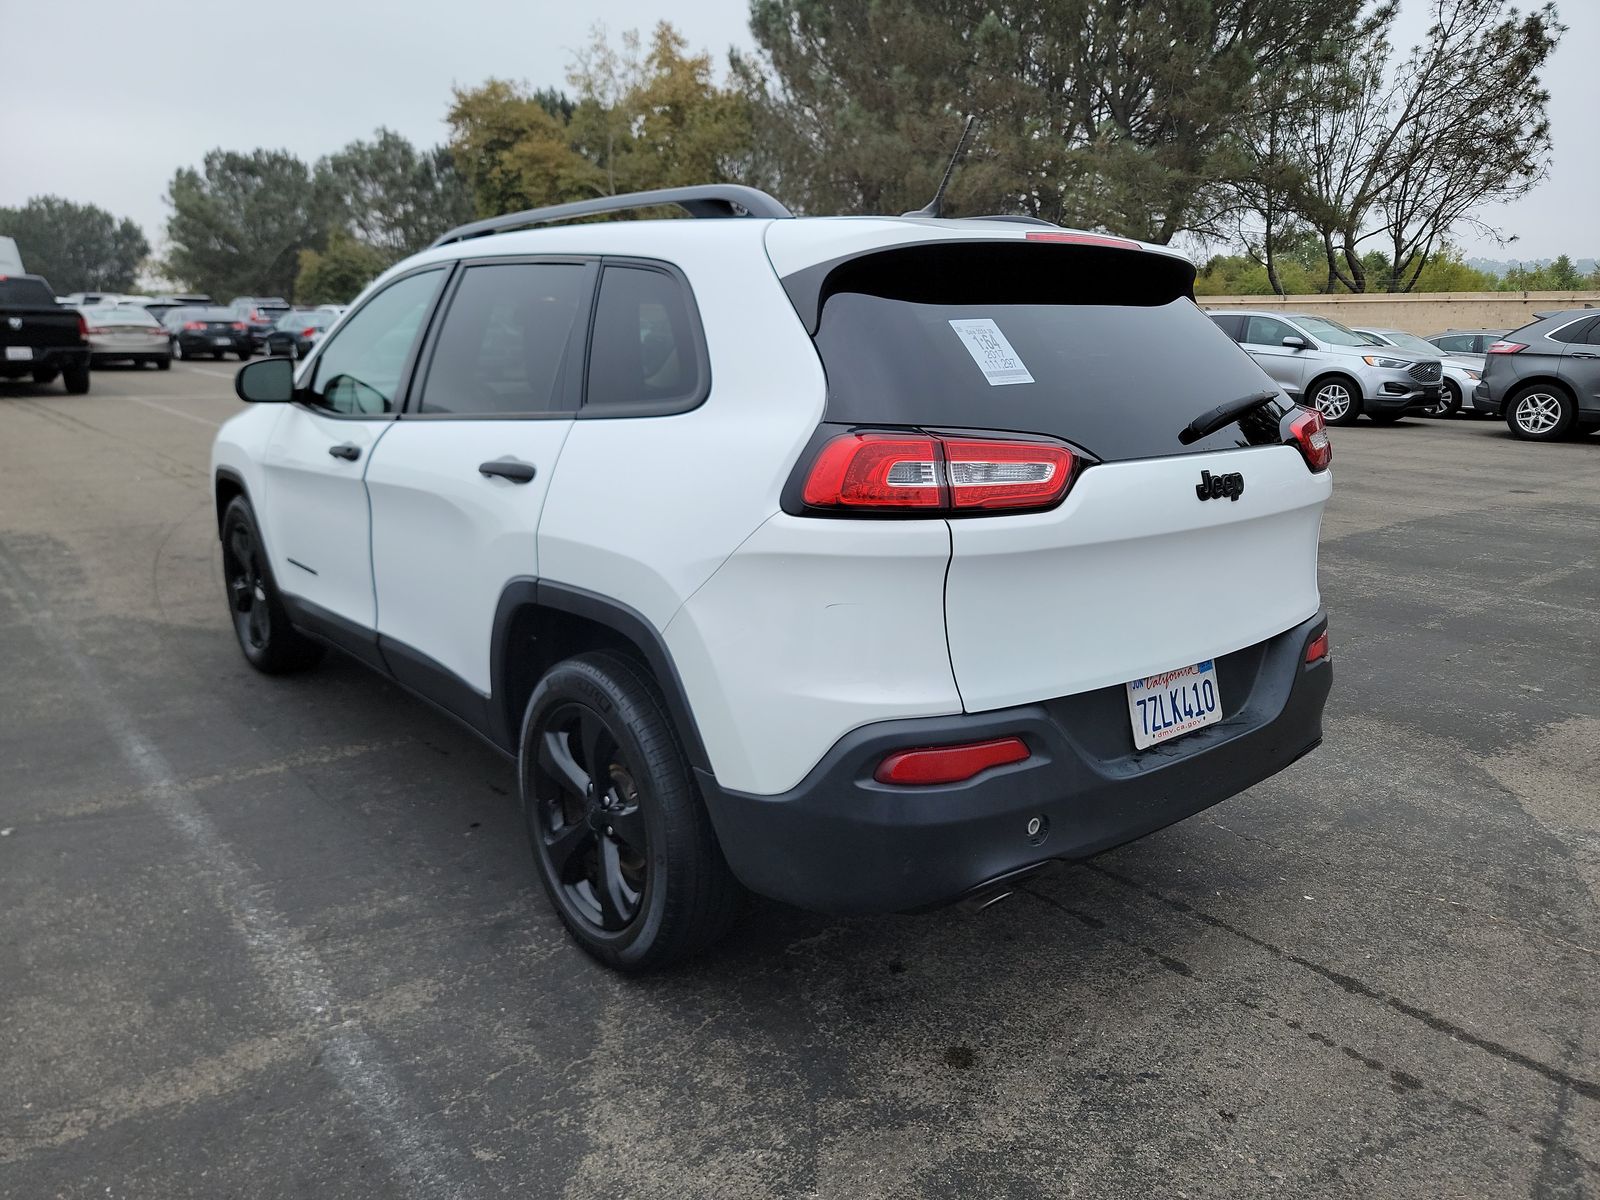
<box><xmin>1282</xmin><ymin>0</ymin><xmax>1561</xmax><ymax>292</ymax></box>
<box><xmin>0</xmin><ymin>196</ymin><xmax>149</xmax><ymax>292</ymax></box>
<box><xmin>165</xmin><ymin>149</ymin><xmax>329</xmax><ymax>299</ymax></box>
<box><xmin>446</xmin><ymin>23</ymin><xmax>752</xmax><ymax>218</ymax></box>
<box><xmin>321</xmin><ymin>129</ymin><xmax>474</xmax><ymax>262</ymax></box>
<box><xmin>294</xmin><ymin>232</ymin><xmax>389</xmax><ymax>305</ymax></box>
<box><xmin>737</xmin><ymin>0</ymin><xmax>1369</xmax><ymax>236</ymax></box>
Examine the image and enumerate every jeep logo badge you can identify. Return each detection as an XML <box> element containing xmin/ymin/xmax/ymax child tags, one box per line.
<box><xmin>1196</xmin><ymin>469</ymin><xmax>1245</xmax><ymax>502</ymax></box>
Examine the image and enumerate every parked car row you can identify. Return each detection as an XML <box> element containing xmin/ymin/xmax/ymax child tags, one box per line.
<box><xmin>1205</xmin><ymin>308</ymin><xmax>1597</xmax><ymax>442</ymax></box>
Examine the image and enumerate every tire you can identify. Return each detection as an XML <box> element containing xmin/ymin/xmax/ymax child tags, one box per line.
<box><xmin>519</xmin><ymin>651</ymin><xmax>742</xmax><ymax>971</ymax></box>
<box><xmin>1428</xmin><ymin>380</ymin><xmax>1461</xmax><ymax>418</ymax></box>
<box><xmin>62</xmin><ymin>363</ymin><xmax>90</xmax><ymax>394</ymax></box>
<box><xmin>219</xmin><ymin>497</ymin><xmax>324</xmax><ymax>674</ymax></box>
<box><xmin>1308</xmin><ymin>375</ymin><xmax>1361</xmax><ymax>426</ymax></box>
<box><xmin>155</xmin><ymin>355</ymin><xmax>171</xmax><ymax>371</ymax></box>
<box><xmin>1505</xmin><ymin>384</ymin><xmax>1575</xmax><ymax>442</ymax></box>
<box><xmin>30</xmin><ymin>367</ymin><xmax>58</xmax><ymax>385</ymax></box>
<box><xmin>238</xmin><ymin>349</ymin><xmax>252</xmax><ymax>361</ymax></box>
<box><xmin>172</xmin><ymin>339</ymin><xmax>184</xmax><ymax>361</ymax></box>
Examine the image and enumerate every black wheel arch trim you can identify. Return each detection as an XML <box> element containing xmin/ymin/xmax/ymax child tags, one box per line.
<box><xmin>491</xmin><ymin>579</ymin><xmax>714</xmax><ymax>773</ymax></box>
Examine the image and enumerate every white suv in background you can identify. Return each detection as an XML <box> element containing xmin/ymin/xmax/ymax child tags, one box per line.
<box><xmin>213</xmin><ymin>186</ymin><xmax>1335</xmax><ymax>969</ymax></box>
<box><xmin>1208</xmin><ymin>309</ymin><xmax>1444</xmax><ymax>425</ymax></box>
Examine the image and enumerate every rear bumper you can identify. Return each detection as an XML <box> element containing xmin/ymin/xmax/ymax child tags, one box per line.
<box><xmin>699</xmin><ymin>611</ymin><xmax>1332</xmax><ymax>913</ymax></box>
<box><xmin>1473</xmin><ymin>381</ymin><xmax>1503</xmax><ymax>416</ymax></box>
<box><xmin>177</xmin><ymin>332</ymin><xmax>250</xmax><ymax>356</ymax></box>
<box><xmin>0</xmin><ymin>345</ymin><xmax>89</xmax><ymax>375</ymax></box>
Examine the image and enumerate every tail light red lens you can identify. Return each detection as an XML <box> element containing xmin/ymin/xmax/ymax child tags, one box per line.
<box><xmin>1286</xmin><ymin>408</ymin><xmax>1332</xmax><ymax>472</ymax></box>
<box><xmin>183</xmin><ymin>321</ymin><xmax>206</xmax><ymax>330</ymax></box>
<box><xmin>802</xmin><ymin>433</ymin><xmax>942</xmax><ymax>509</ymax></box>
<box><xmin>76</xmin><ymin>313</ymin><xmax>89</xmax><ymax>338</ymax></box>
<box><xmin>802</xmin><ymin>432</ymin><xmax>1077</xmax><ymax>514</ymax></box>
<box><xmin>1305</xmin><ymin>630</ymin><xmax>1330</xmax><ymax>663</ymax></box>
<box><xmin>1486</xmin><ymin>341</ymin><xmax>1526</xmax><ymax>354</ymax></box>
<box><xmin>232</xmin><ymin>322</ymin><xmax>247</xmax><ymax>331</ymax></box>
<box><xmin>874</xmin><ymin>736</ymin><xmax>1031</xmax><ymax>785</ymax></box>
<box><xmin>301</xmin><ymin>327</ymin><xmax>317</xmax><ymax>338</ymax></box>
<box><xmin>944</xmin><ymin>439</ymin><xmax>1076</xmax><ymax>509</ymax></box>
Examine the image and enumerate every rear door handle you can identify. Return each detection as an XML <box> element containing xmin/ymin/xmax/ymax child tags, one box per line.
<box><xmin>479</xmin><ymin>459</ymin><xmax>536</xmax><ymax>483</ymax></box>
<box><xmin>1571</xmin><ymin>352</ymin><xmax>1600</xmax><ymax>359</ymax></box>
<box><xmin>328</xmin><ymin>443</ymin><xmax>361</xmax><ymax>461</ymax></box>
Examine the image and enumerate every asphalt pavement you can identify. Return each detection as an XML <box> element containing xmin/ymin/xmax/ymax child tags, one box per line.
<box><xmin>1</xmin><ymin>363</ymin><xmax>1596</xmax><ymax>1199</ymax></box>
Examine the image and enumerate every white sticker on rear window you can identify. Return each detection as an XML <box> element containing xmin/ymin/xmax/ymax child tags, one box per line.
<box><xmin>948</xmin><ymin>318</ymin><xmax>1034</xmax><ymax>386</ymax></box>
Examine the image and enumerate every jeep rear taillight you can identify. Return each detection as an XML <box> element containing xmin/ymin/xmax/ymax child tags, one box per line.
<box><xmin>801</xmin><ymin>432</ymin><xmax>1076</xmax><ymax>514</ymax></box>
<box><xmin>1286</xmin><ymin>409</ymin><xmax>1332</xmax><ymax>473</ymax></box>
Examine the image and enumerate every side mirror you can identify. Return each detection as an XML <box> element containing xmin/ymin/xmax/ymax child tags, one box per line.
<box><xmin>1281</xmin><ymin>335</ymin><xmax>1308</xmax><ymax>350</ymax></box>
<box><xmin>234</xmin><ymin>355</ymin><xmax>295</xmax><ymax>403</ymax></box>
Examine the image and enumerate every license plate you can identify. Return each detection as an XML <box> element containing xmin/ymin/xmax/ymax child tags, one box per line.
<box><xmin>1126</xmin><ymin>660</ymin><xmax>1222</xmax><ymax>750</ymax></box>
<box><xmin>5</xmin><ymin>346</ymin><xmax>33</xmax><ymax>361</ymax></box>
<box><xmin>213</xmin><ymin>337</ymin><xmax>231</xmax><ymax>345</ymax></box>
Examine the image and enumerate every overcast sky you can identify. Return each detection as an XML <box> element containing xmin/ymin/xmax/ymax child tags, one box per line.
<box><xmin>2</xmin><ymin>0</ymin><xmax>1594</xmax><ymax>261</ymax></box>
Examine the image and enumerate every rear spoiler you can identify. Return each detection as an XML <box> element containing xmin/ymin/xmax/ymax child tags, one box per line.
<box><xmin>778</xmin><ymin>238</ymin><xmax>1197</xmax><ymax>335</ymax></box>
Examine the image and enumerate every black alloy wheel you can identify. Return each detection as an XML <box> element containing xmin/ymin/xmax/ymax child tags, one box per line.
<box><xmin>532</xmin><ymin>700</ymin><xmax>650</xmax><ymax>932</ymax></box>
<box><xmin>224</xmin><ymin>518</ymin><xmax>272</xmax><ymax>656</ymax></box>
<box><xmin>520</xmin><ymin>652</ymin><xmax>741</xmax><ymax>970</ymax></box>
<box><xmin>218</xmin><ymin>497</ymin><xmax>323</xmax><ymax>673</ymax></box>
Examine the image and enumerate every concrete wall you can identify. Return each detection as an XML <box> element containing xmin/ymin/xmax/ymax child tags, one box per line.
<box><xmin>1199</xmin><ymin>291</ymin><xmax>1600</xmax><ymax>337</ymax></box>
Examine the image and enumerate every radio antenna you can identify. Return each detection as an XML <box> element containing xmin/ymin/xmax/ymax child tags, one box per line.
<box><xmin>904</xmin><ymin>114</ymin><xmax>976</xmax><ymax>219</ymax></box>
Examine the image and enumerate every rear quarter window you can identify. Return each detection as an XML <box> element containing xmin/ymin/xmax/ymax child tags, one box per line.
<box><xmin>803</xmin><ymin>242</ymin><xmax>1290</xmax><ymax>462</ymax></box>
<box><xmin>0</xmin><ymin>277</ymin><xmax>59</xmax><ymax>306</ymax></box>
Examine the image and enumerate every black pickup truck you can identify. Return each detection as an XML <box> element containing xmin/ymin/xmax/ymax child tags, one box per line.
<box><xmin>0</xmin><ymin>274</ymin><xmax>91</xmax><ymax>393</ymax></box>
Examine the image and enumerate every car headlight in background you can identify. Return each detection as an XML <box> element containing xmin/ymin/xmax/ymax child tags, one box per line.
<box><xmin>1465</xmin><ymin>369</ymin><xmax>1480</xmax><ymax>380</ymax></box>
<box><xmin>1362</xmin><ymin>355</ymin><xmax>1409</xmax><ymax>368</ymax></box>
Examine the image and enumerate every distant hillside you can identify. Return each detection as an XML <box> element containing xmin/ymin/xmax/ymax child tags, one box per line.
<box><xmin>1467</xmin><ymin>256</ymin><xmax>1598</xmax><ymax>278</ymax></box>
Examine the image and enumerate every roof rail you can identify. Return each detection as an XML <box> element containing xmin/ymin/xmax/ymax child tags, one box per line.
<box><xmin>430</xmin><ymin>185</ymin><xmax>793</xmax><ymax>248</ymax></box>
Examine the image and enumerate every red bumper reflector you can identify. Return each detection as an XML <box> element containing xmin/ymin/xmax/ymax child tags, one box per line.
<box><xmin>1305</xmin><ymin>631</ymin><xmax>1330</xmax><ymax>663</ymax></box>
<box><xmin>874</xmin><ymin>736</ymin><xmax>1031</xmax><ymax>786</ymax></box>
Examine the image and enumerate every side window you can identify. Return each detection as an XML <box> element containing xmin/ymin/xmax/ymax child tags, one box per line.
<box><xmin>1584</xmin><ymin>321</ymin><xmax>1600</xmax><ymax>347</ymax></box>
<box><xmin>1208</xmin><ymin>313</ymin><xmax>1245</xmax><ymax>342</ymax></box>
<box><xmin>1244</xmin><ymin>315</ymin><xmax>1296</xmax><ymax>346</ymax></box>
<box><xmin>585</xmin><ymin>264</ymin><xmax>705</xmax><ymax>412</ymax></box>
<box><xmin>307</xmin><ymin>269</ymin><xmax>442</xmax><ymax>416</ymax></box>
<box><xmin>1549</xmin><ymin>316</ymin><xmax>1597</xmax><ymax>344</ymax></box>
<box><xmin>418</xmin><ymin>262</ymin><xmax>590</xmax><ymax>416</ymax></box>
<box><xmin>1434</xmin><ymin>335</ymin><xmax>1471</xmax><ymax>353</ymax></box>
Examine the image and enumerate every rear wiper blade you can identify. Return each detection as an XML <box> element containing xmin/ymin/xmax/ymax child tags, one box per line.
<box><xmin>1177</xmin><ymin>389</ymin><xmax>1280</xmax><ymax>445</ymax></box>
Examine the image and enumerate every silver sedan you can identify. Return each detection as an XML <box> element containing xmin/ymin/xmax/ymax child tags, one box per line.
<box><xmin>81</xmin><ymin>304</ymin><xmax>172</xmax><ymax>369</ymax></box>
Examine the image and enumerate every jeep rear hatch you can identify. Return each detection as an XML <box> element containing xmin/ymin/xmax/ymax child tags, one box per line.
<box><xmin>784</xmin><ymin>234</ymin><xmax>1330</xmax><ymax>713</ymax></box>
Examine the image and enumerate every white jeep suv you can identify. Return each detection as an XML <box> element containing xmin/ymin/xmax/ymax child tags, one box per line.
<box><xmin>213</xmin><ymin>185</ymin><xmax>1335</xmax><ymax>969</ymax></box>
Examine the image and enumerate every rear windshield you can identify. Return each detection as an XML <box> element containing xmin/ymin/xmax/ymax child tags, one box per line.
<box><xmin>0</xmin><ymin>276</ymin><xmax>59</xmax><ymax>306</ymax></box>
<box><xmin>808</xmin><ymin>244</ymin><xmax>1291</xmax><ymax>461</ymax></box>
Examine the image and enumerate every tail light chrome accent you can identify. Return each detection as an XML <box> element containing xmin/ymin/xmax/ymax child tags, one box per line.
<box><xmin>800</xmin><ymin>432</ymin><xmax>1077</xmax><ymax>514</ymax></box>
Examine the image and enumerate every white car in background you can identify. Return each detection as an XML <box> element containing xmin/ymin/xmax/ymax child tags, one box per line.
<box><xmin>1352</xmin><ymin>327</ymin><xmax>1483</xmax><ymax>418</ymax></box>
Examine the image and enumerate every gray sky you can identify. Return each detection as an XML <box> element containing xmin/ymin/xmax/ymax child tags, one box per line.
<box><xmin>2</xmin><ymin>0</ymin><xmax>1594</xmax><ymax>261</ymax></box>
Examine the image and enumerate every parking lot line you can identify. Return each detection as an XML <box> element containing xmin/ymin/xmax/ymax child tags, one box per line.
<box><xmin>0</xmin><ymin>546</ymin><xmax>486</xmax><ymax>1199</ymax></box>
<box><xmin>123</xmin><ymin>394</ymin><xmax>223</xmax><ymax>427</ymax></box>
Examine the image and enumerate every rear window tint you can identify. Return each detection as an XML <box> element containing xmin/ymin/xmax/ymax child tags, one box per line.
<box><xmin>807</xmin><ymin>244</ymin><xmax>1290</xmax><ymax>462</ymax></box>
<box><xmin>584</xmin><ymin>264</ymin><xmax>706</xmax><ymax>414</ymax></box>
<box><xmin>0</xmin><ymin>277</ymin><xmax>58</xmax><ymax>306</ymax></box>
